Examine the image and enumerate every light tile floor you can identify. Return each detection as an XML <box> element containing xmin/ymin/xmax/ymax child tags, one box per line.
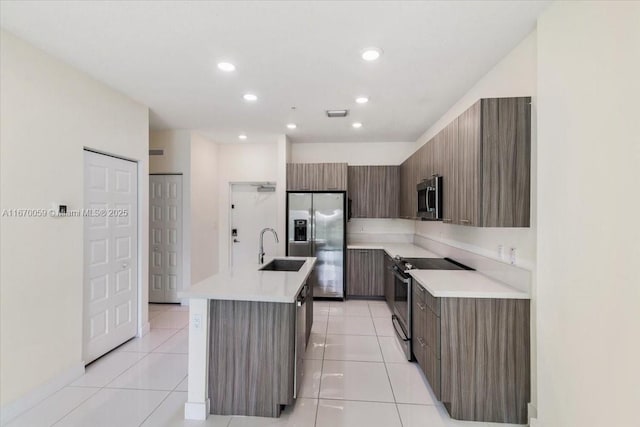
<box><xmin>7</xmin><ymin>300</ymin><xmax>524</xmax><ymax>427</ymax></box>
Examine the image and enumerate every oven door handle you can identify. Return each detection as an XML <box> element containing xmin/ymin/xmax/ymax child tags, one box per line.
<box><xmin>392</xmin><ymin>315</ymin><xmax>409</xmax><ymax>342</ymax></box>
<box><xmin>392</xmin><ymin>271</ymin><xmax>411</xmax><ymax>285</ymax></box>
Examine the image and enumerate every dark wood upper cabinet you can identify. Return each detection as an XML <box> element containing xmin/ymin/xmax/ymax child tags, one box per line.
<box><xmin>399</xmin><ymin>96</ymin><xmax>531</xmax><ymax>227</ymax></box>
<box><xmin>286</xmin><ymin>163</ymin><xmax>347</xmax><ymax>191</ymax></box>
<box><xmin>399</xmin><ymin>152</ymin><xmax>419</xmax><ymax>219</ymax></box>
<box><xmin>457</xmin><ymin>101</ymin><xmax>482</xmax><ymax>226</ymax></box>
<box><xmin>348</xmin><ymin>166</ymin><xmax>400</xmax><ymax>218</ymax></box>
<box><xmin>323</xmin><ymin>163</ymin><xmax>348</xmax><ymax>191</ymax></box>
<box><xmin>437</xmin><ymin>119</ymin><xmax>459</xmax><ymax>224</ymax></box>
<box><xmin>480</xmin><ymin>98</ymin><xmax>531</xmax><ymax>227</ymax></box>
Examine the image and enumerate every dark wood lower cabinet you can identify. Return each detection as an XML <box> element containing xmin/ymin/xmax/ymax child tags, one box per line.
<box><xmin>412</xmin><ymin>283</ymin><xmax>530</xmax><ymax>425</ymax></box>
<box><xmin>305</xmin><ymin>282</ymin><xmax>313</xmax><ymax>345</ymax></box>
<box><xmin>347</xmin><ymin>249</ymin><xmax>384</xmax><ymax>297</ymax></box>
<box><xmin>209</xmin><ymin>300</ymin><xmax>295</xmax><ymax>417</ymax></box>
<box><xmin>384</xmin><ymin>254</ymin><xmax>394</xmax><ymax>308</ymax></box>
<box><xmin>208</xmin><ymin>290</ymin><xmax>314</xmax><ymax>418</ymax></box>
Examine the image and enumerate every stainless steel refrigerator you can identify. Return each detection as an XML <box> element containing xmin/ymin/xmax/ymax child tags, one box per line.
<box><xmin>287</xmin><ymin>192</ymin><xmax>346</xmax><ymax>299</ymax></box>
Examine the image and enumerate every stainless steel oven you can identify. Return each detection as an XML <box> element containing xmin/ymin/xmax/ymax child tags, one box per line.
<box><xmin>417</xmin><ymin>175</ymin><xmax>443</xmax><ymax>220</ymax></box>
<box><xmin>391</xmin><ymin>263</ymin><xmax>412</xmax><ymax>360</ymax></box>
<box><xmin>389</xmin><ymin>255</ymin><xmax>474</xmax><ymax>361</ymax></box>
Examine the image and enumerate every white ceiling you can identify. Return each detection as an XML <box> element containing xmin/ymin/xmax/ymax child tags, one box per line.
<box><xmin>0</xmin><ymin>1</ymin><xmax>549</xmax><ymax>144</ymax></box>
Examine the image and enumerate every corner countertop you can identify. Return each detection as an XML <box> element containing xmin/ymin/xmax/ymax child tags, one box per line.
<box><xmin>409</xmin><ymin>270</ymin><xmax>530</xmax><ymax>299</ymax></box>
<box><xmin>178</xmin><ymin>257</ymin><xmax>317</xmax><ymax>303</ymax></box>
<box><xmin>347</xmin><ymin>242</ymin><xmax>441</xmax><ymax>259</ymax></box>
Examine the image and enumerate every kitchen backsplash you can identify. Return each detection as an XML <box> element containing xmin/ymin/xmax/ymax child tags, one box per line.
<box><xmin>413</xmin><ymin>234</ymin><xmax>531</xmax><ymax>293</ymax></box>
<box><xmin>347</xmin><ymin>218</ymin><xmax>415</xmax><ymax>243</ymax></box>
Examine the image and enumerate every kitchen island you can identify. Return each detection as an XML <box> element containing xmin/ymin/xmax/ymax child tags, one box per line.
<box><xmin>178</xmin><ymin>256</ymin><xmax>316</xmax><ymax>420</ymax></box>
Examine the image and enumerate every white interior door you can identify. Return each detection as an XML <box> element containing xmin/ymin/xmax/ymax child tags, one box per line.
<box><xmin>149</xmin><ymin>174</ymin><xmax>183</xmax><ymax>303</ymax></box>
<box><xmin>83</xmin><ymin>150</ymin><xmax>138</xmax><ymax>364</ymax></box>
<box><xmin>230</xmin><ymin>183</ymin><xmax>278</xmax><ymax>267</ymax></box>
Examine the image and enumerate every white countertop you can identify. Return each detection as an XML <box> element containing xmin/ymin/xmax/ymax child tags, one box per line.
<box><xmin>347</xmin><ymin>242</ymin><xmax>441</xmax><ymax>259</ymax></box>
<box><xmin>409</xmin><ymin>270</ymin><xmax>530</xmax><ymax>299</ymax></box>
<box><xmin>178</xmin><ymin>257</ymin><xmax>316</xmax><ymax>303</ymax></box>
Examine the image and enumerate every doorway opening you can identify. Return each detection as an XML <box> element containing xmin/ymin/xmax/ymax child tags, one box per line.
<box><xmin>229</xmin><ymin>182</ymin><xmax>277</xmax><ymax>267</ymax></box>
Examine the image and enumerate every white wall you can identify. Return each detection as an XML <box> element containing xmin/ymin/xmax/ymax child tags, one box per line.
<box><xmin>0</xmin><ymin>30</ymin><xmax>149</xmax><ymax>409</ymax></box>
<box><xmin>217</xmin><ymin>141</ymin><xmax>285</xmax><ymax>270</ymax></box>
<box><xmin>536</xmin><ymin>2</ymin><xmax>640</xmax><ymax>426</ymax></box>
<box><xmin>190</xmin><ymin>132</ymin><xmax>219</xmax><ymax>283</ymax></box>
<box><xmin>149</xmin><ymin>130</ymin><xmax>192</xmax><ymax>289</ymax></box>
<box><xmin>413</xmin><ymin>31</ymin><xmax>537</xmax><ymax>270</ymax></box>
<box><xmin>290</xmin><ymin>141</ymin><xmax>415</xmax><ymax>165</ymax></box>
<box><xmin>149</xmin><ymin>130</ymin><xmax>220</xmax><ymax>287</ymax></box>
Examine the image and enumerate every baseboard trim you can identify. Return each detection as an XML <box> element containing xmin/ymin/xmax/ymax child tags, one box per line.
<box><xmin>140</xmin><ymin>321</ymin><xmax>151</xmax><ymax>337</ymax></box>
<box><xmin>184</xmin><ymin>399</ymin><xmax>210</xmax><ymax>420</ymax></box>
<box><xmin>528</xmin><ymin>402</ymin><xmax>538</xmax><ymax>426</ymax></box>
<box><xmin>0</xmin><ymin>362</ymin><xmax>85</xmax><ymax>426</ymax></box>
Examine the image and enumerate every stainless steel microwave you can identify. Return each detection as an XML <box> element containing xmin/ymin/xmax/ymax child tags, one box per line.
<box><xmin>417</xmin><ymin>175</ymin><xmax>443</xmax><ymax>220</ymax></box>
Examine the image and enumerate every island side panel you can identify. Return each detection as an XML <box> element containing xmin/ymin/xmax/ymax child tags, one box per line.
<box><xmin>440</xmin><ymin>297</ymin><xmax>530</xmax><ymax>425</ymax></box>
<box><xmin>185</xmin><ymin>298</ymin><xmax>210</xmax><ymax>420</ymax></box>
<box><xmin>208</xmin><ymin>299</ymin><xmax>295</xmax><ymax>417</ymax></box>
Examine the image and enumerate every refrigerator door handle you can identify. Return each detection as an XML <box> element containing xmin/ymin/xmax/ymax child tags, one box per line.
<box><xmin>310</xmin><ymin>206</ymin><xmax>315</xmax><ymax>255</ymax></box>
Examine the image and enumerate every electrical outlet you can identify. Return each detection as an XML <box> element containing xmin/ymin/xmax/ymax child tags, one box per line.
<box><xmin>192</xmin><ymin>314</ymin><xmax>202</xmax><ymax>330</ymax></box>
<box><xmin>509</xmin><ymin>248</ymin><xmax>517</xmax><ymax>265</ymax></box>
<box><xmin>498</xmin><ymin>245</ymin><xmax>505</xmax><ymax>260</ymax></box>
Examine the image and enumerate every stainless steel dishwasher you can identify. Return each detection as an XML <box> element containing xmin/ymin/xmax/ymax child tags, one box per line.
<box><xmin>293</xmin><ymin>283</ymin><xmax>307</xmax><ymax>398</ymax></box>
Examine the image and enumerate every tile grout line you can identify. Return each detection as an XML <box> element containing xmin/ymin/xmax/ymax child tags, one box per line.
<box><xmin>313</xmin><ymin>306</ymin><xmax>330</xmax><ymax>427</ymax></box>
<box><xmin>50</xmin><ymin>350</ymin><xmax>156</xmax><ymax>426</ymax></box>
<box><xmin>136</xmin><ymin>371</ymin><xmax>187</xmax><ymax>427</ymax></box>
<box><xmin>43</xmin><ymin>386</ymin><xmax>100</xmax><ymax>427</ymax></box>
<box><xmin>369</xmin><ymin>301</ymin><xmax>406</xmax><ymax>427</ymax></box>
<box><xmin>51</xmin><ymin>314</ymin><xmax>183</xmax><ymax>425</ymax></box>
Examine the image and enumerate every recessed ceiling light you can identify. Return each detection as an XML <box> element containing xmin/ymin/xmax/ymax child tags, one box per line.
<box><xmin>355</xmin><ymin>97</ymin><xmax>369</xmax><ymax>104</ymax></box>
<box><xmin>361</xmin><ymin>48</ymin><xmax>382</xmax><ymax>61</ymax></box>
<box><xmin>286</xmin><ymin>123</ymin><xmax>297</xmax><ymax>129</ymax></box>
<box><xmin>352</xmin><ymin>122</ymin><xmax>363</xmax><ymax>129</ymax></box>
<box><xmin>238</xmin><ymin>134</ymin><xmax>247</xmax><ymax>140</ymax></box>
<box><xmin>217</xmin><ymin>62</ymin><xmax>235</xmax><ymax>72</ymax></box>
<box><xmin>243</xmin><ymin>93</ymin><xmax>258</xmax><ymax>102</ymax></box>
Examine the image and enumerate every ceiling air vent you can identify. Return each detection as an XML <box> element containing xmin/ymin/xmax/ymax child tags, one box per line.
<box><xmin>326</xmin><ymin>109</ymin><xmax>349</xmax><ymax>118</ymax></box>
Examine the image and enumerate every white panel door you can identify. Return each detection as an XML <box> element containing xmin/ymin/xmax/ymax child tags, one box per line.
<box><xmin>231</xmin><ymin>184</ymin><xmax>278</xmax><ymax>267</ymax></box>
<box><xmin>83</xmin><ymin>150</ymin><xmax>138</xmax><ymax>364</ymax></box>
<box><xmin>149</xmin><ymin>174</ymin><xmax>183</xmax><ymax>303</ymax></box>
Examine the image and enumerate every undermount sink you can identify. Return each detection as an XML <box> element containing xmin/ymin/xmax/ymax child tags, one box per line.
<box><xmin>259</xmin><ymin>259</ymin><xmax>305</xmax><ymax>272</ymax></box>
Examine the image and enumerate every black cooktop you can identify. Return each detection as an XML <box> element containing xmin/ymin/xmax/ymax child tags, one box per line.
<box><xmin>400</xmin><ymin>257</ymin><xmax>474</xmax><ymax>271</ymax></box>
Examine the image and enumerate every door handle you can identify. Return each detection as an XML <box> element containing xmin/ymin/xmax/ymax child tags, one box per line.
<box><xmin>233</xmin><ymin>238</ymin><xmax>240</xmax><ymax>243</ymax></box>
<box><xmin>153</xmin><ymin>246</ymin><xmax>159</xmax><ymax>251</ymax></box>
<box><xmin>121</xmin><ymin>262</ymin><xmax>129</xmax><ymax>269</ymax></box>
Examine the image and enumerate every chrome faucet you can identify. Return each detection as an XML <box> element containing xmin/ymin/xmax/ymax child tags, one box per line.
<box><xmin>259</xmin><ymin>228</ymin><xmax>279</xmax><ymax>264</ymax></box>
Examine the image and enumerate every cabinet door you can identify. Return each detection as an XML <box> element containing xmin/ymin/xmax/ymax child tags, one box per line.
<box><xmin>322</xmin><ymin>163</ymin><xmax>347</xmax><ymax>191</ymax></box>
<box><xmin>305</xmin><ymin>282</ymin><xmax>313</xmax><ymax>346</ymax></box>
<box><xmin>349</xmin><ymin>166</ymin><xmax>400</xmax><ymax>218</ymax></box>
<box><xmin>384</xmin><ymin>254</ymin><xmax>394</xmax><ymax>309</ymax></box>
<box><xmin>457</xmin><ymin>101</ymin><xmax>481</xmax><ymax>226</ymax></box>
<box><xmin>347</xmin><ymin>166</ymin><xmax>367</xmax><ymax>217</ymax></box>
<box><xmin>481</xmin><ymin>97</ymin><xmax>531</xmax><ymax>227</ymax></box>
<box><xmin>379</xmin><ymin>166</ymin><xmax>400</xmax><ymax>218</ymax></box>
<box><xmin>307</xmin><ymin>164</ymin><xmax>325</xmax><ymax>191</ymax></box>
<box><xmin>347</xmin><ymin>249</ymin><xmax>368</xmax><ymax>296</ymax></box>
<box><xmin>399</xmin><ymin>159</ymin><xmax>410</xmax><ymax>218</ymax></box>
<box><xmin>287</xmin><ymin>164</ymin><xmax>313</xmax><ymax>191</ymax></box>
<box><xmin>442</xmin><ymin>118</ymin><xmax>459</xmax><ymax>224</ymax></box>
<box><xmin>347</xmin><ymin>249</ymin><xmax>384</xmax><ymax>297</ymax></box>
<box><xmin>372</xmin><ymin>250</ymin><xmax>385</xmax><ymax>296</ymax></box>
<box><xmin>400</xmin><ymin>153</ymin><xmax>419</xmax><ymax>219</ymax></box>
